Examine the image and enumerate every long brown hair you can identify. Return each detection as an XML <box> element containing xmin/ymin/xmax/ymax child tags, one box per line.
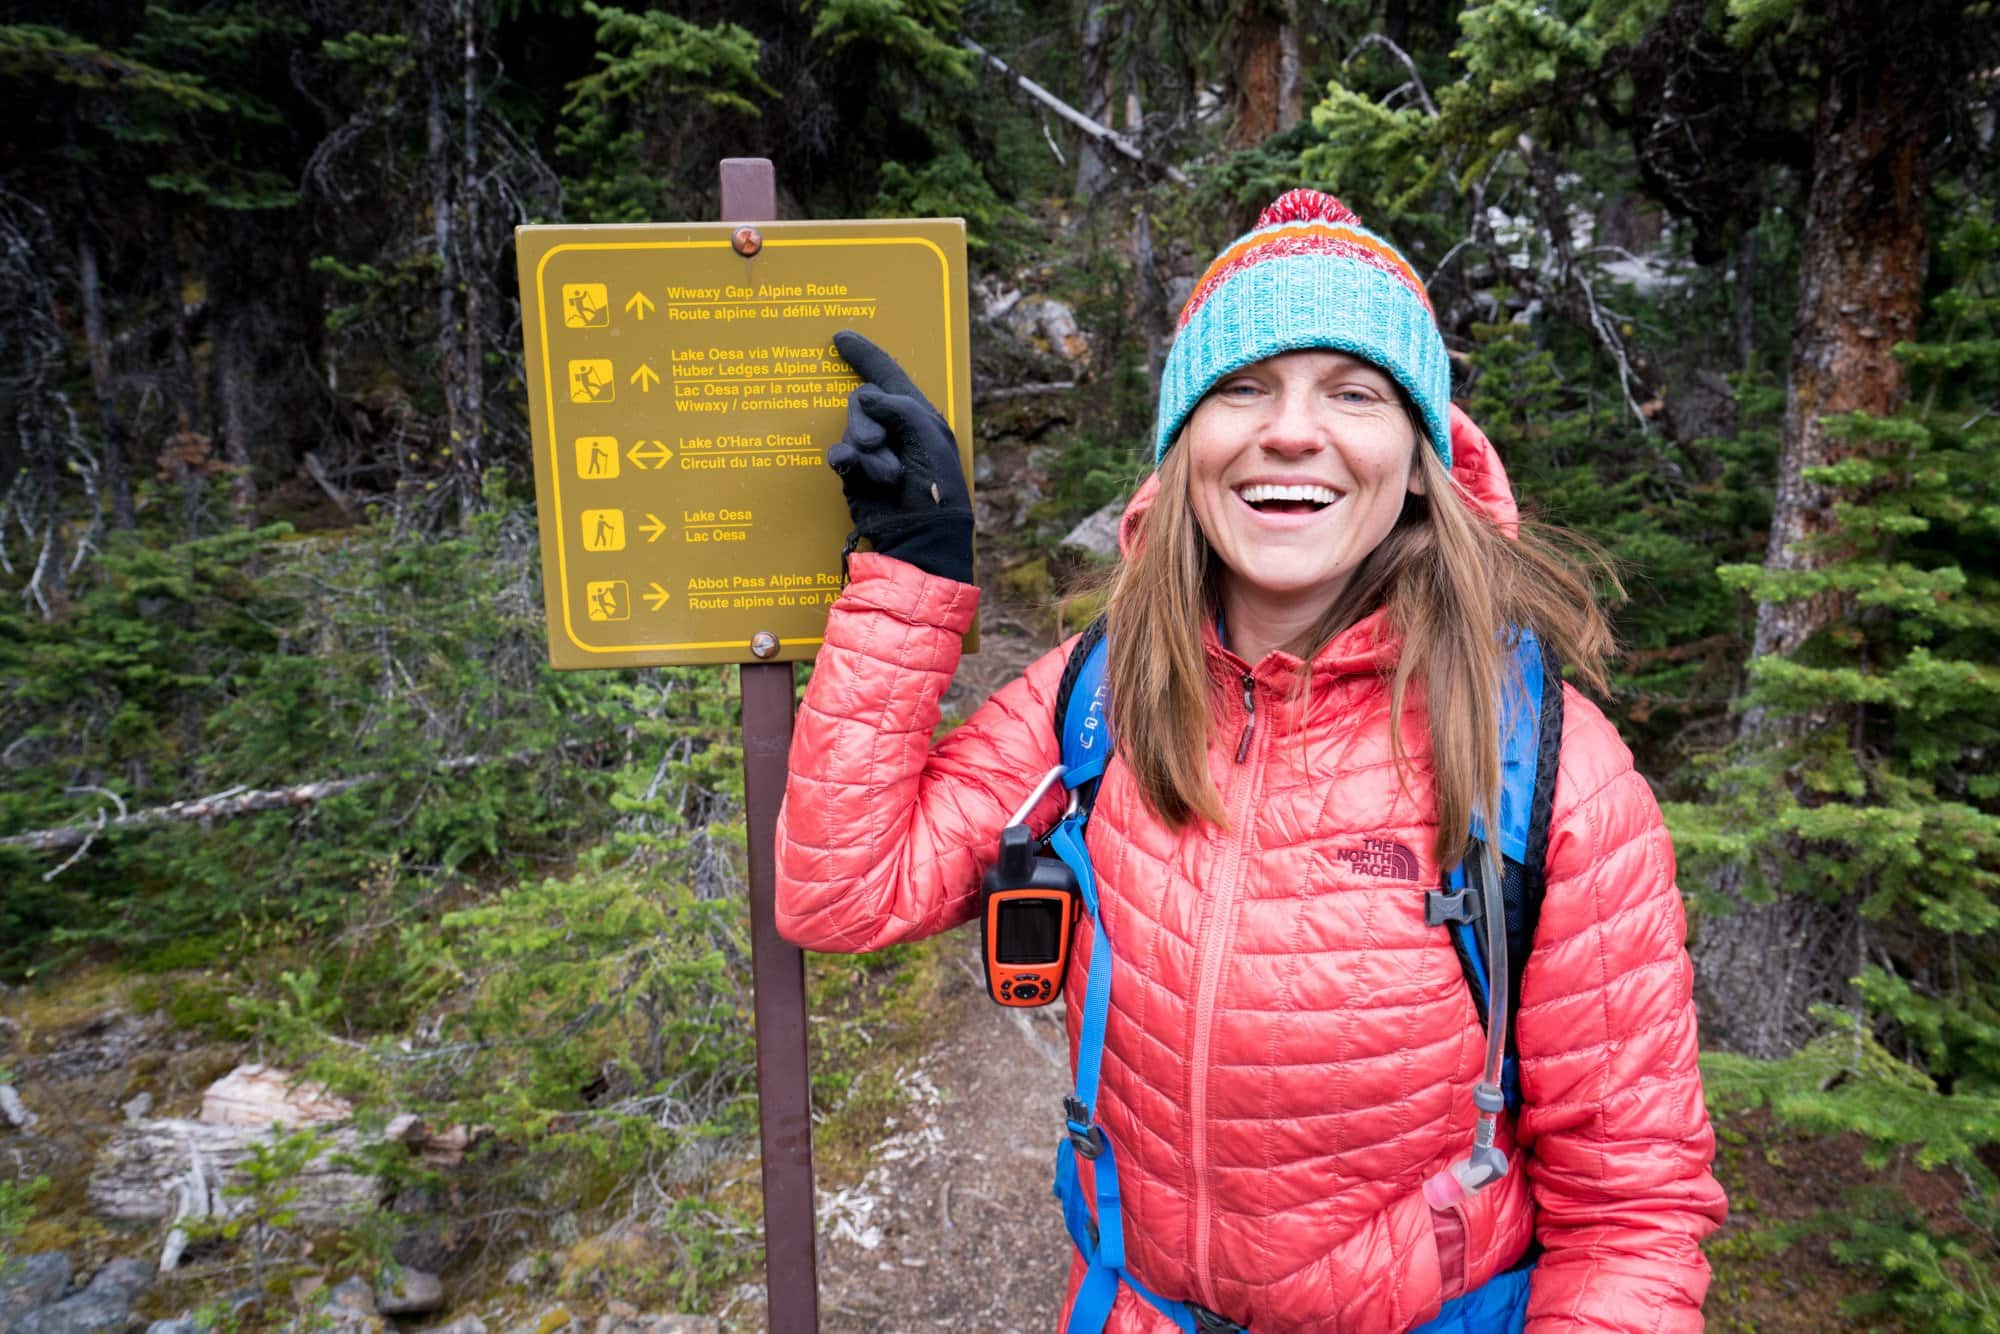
<box><xmin>1101</xmin><ymin>435</ymin><xmax>1617</xmax><ymax>868</ymax></box>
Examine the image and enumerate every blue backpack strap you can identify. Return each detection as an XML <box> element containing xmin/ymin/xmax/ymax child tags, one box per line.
<box><xmin>1048</xmin><ymin>620</ymin><xmax>1552</xmax><ymax>1332</ymax></box>
<box><xmin>1046</xmin><ymin>620</ymin><xmax>1220</xmax><ymax>1334</ymax></box>
<box><xmin>1056</xmin><ymin>615</ymin><xmax>1113</xmax><ymax>793</ymax></box>
<box><xmin>1430</xmin><ymin>629</ymin><xmax>1563</xmax><ymax>1109</ymax></box>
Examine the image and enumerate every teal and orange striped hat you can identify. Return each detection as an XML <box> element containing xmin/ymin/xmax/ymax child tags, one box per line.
<box><xmin>1154</xmin><ymin>189</ymin><xmax>1454</xmax><ymax>469</ymax></box>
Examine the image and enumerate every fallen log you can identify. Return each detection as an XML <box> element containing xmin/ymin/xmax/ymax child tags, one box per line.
<box><xmin>89</xmin><ymin>1119</ymin><xmax>385</xmax><ymax>1227</ymax></box>
<box><xmin>4</xmin><ymin>743</ymin><xmax>592</xmax><ymax>855</ymax></box>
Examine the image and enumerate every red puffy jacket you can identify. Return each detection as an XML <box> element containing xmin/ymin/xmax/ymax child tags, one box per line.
<box><xmin>777</xmin><ymin>407</ymin><xmax>1726</xmax><ymax>1332</ymax></box>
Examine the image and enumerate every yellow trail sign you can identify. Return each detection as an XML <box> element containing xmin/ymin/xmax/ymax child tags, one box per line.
<box><xmin>515</xmin><ymin>218</ymin><xmax>973</xmax><ymax>668</ymax></box>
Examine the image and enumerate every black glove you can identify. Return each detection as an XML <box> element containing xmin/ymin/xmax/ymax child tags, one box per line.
<box><xmin>828</xmin><ymin>330</ymin><xmax>974</xmax><ymax>585</ymax></box>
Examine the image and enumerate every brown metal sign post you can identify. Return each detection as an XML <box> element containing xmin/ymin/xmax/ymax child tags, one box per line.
<box><xmin>514</xmin><ymin>155</ymin><xmax>974</xmax><ymax>1331</ymax></box>
<box><xmin>723</xmin><ymin>157</ymin><xmax>821</xmax><ymax>1333</ymax></box>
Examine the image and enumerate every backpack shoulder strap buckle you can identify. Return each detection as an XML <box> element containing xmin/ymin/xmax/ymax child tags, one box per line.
<box><xmin>1062</xmin><ymin>1094</ymin><xmax>1105</xmax><ymax>1160</ymax></box>
<box><xmin>1425</xmin><ymin>883</ymin><xmax>1482</xmax><ymax>927</ymax></box>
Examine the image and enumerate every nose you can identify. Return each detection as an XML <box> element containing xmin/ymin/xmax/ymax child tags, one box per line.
<box><xmin>1258</xmin><ymin>382</ymin><xmax>1325</xmax><ymax>456</ymax></box>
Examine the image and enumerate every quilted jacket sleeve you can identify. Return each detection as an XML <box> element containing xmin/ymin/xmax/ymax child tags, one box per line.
<box><xmin>776</xmin><ymin>553</ymin><xmax>1072</xmax><ymax>954</ymax></box>
<box><xmin>1515</xmin><ymin>687</ymin><xmax>1728</xmax><ymax>1332</ymax></box>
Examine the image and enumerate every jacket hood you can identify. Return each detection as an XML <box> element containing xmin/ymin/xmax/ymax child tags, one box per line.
<box><xmin>1117</xmin><ymin>403</ymin><xmax>1522</xmax><ymax>555</ymax></box>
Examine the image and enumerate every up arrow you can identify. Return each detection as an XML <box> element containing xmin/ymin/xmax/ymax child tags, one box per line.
<box><xmin>644</xmin><ymin>582</ymin><xmax>671</xmax><ymax>611</ymax></box>
<box><xmin>624</xmin><ymin>290</ymin><xmax>655</xmax><ymax>320</ymax></box>
<box><xmin>640</xmin><ymin>513</ymin><xmax>666</xmax><ymax>543</ymax></box>
<box><xmin>627</xmin><ymin>439</ymin><xmax>673</xmax><ymax>469</ymax></box>
<box><xmin>630</xmin><ymin>363</ymin><xmax>660</xmax><ymax>392</ymax></box>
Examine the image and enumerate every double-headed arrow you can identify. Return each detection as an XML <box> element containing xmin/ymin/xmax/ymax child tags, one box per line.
<box><xmin>630</xmin><ymin>362</ymin><xmax>660</xmax><ymax>393</ymax></box>
<box><xmin>624</xmin><ymin>290</ymin><xmax>655</xmax><ymax>321</ymax></box>
<box><xmin>627</xmin><ymin>439</ymin><xmax>673</xmax><ymax>469</ymax></box>
<box><xmin>644</xmin><ymin>582</ymin><xmax>670</xmax><ymax>611</ymax></box>
<box><xmin>639</xmin><ymin>513</ymin><xmax>666</xmax><ymax>544</ymax></box>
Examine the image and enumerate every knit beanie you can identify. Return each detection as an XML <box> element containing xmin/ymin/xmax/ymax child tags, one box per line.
<box><xmin>1154</xmin><ymin>189</ymin><xmax>1454</xmax><ymax>469</ymax></box>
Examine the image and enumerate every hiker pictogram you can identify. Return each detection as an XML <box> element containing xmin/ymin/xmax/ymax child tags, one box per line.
<box><xmin>562</xmin><ymin>283</ymin><xmax>609</xmax><ymax>328</ymax></box>
<box><xmin>568</xmin><ymin>360</ymin><xmax>615</xmax><ymax>403</ymax></box>
<box><xmin>585</xmin><ymin>580</ymin><xmax>630</xmax><ymax>622</ymax></box>
<box><xmin>581</xmin><ymin>509</ymin><xmax>625</xmax><ymax>552</ymax></box>
<box><xmin>576</xmin><ymin>436</ymin><xmax>619</xmax><ymax>479</ymax></box>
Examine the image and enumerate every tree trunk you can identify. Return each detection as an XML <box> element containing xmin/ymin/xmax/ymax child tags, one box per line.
<box><xmin>456</xmin><ymin>0</ymin><xmax>485</xmax><ymax>517</ymax></box>
<box><xmin>158</xmin><ymin>209</ymin><xmax>202</xmax><ymax>438</ymax></box>
<box><xmin>1072</xmin><ymin>2</ymin><xmax>1114</xmax><ymax>204</ymax></box>
<box><xmin>1277</xmin><ymin>4</ymin><xmax>1303</xmax><ymax>134</ymax></box>
<box><xmin>77</xmin><ymin>232</ymin><xmax>134</xmax><ymax>530</ymax></box>
<box><xmin>428</xmin><ymin>69</ymin><xmax>457</xmax><ymax>498</ymax></box>
<box><xmin>1732</xmin><ymin>221</ymin><xmax>1759</xmax><ymax>374</ymax></box>
<box><xmin>1751</xmin><ymin>168</ymin><xmax>1924</xmax><ymax>659</ymax></box>
<box><xmin>1693</xmin><ymin>9</ymin><xmax>1932</xmax><ymax>1057</ymax></box>
<box><xmin>1228</xmin><ymin>0</ymin><xmax>1287</xmax><ymax>147</ymax></box>
<box><xmin>211</xmin><ymin>298</ymin><xmax>258</xmax><ymax>513</ymax></box>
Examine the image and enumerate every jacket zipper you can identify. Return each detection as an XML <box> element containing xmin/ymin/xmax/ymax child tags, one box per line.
<box><xmin>1233</xmin><ymin>672</ymin><xmax>1256</xmax><ymax>762</ymax></box>
<box><xmin>1189</xmin><ymin>671</ymin><xmax>1260</xmax><ymax>1313</ymax></box>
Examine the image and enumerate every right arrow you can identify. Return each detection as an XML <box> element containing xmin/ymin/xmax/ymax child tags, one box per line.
<box><xmin>628</xmin><ymin>439</ymin><xmax>673</xmax><ymax>469</ymax></box>
<box><xmin>624</xmin><ymin>290</ymin><xmax>655</xmax><ymax>321</ymax></box>
<box><xmin>640</xmin><ymin>514</ymin><xmax>666</xmax><ymax>543</ymax></box>
<box><xmin>644</xmin><ymin>582</ymin><xmax>670</xmax><ymax>611</ymax></box>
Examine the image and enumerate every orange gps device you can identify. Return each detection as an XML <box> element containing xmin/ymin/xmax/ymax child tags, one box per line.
<box><xmin>981</xmin><ymin>823</ymin><xmax>1081</xmax><ymax>1008</ymax></box>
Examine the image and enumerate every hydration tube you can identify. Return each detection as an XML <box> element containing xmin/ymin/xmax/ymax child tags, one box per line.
<box><xmin>1427</xmin><ymin>839</ymin><xmax>1512</xmax><ymax>1208</ymax></box>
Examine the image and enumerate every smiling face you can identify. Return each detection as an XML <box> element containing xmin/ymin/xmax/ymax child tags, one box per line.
<box><xmin>1182</xmin><ymin>349</ymin><xmax>1424</xmax><ymax>648</ymax></box>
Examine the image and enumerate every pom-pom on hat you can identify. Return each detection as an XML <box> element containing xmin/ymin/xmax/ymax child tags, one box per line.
<box><xmin>1154</xmin><ymin>189</ymin><xmax>1454</xmax><ymax>469</ymax></box>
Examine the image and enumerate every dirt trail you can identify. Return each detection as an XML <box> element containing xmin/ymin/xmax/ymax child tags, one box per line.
<box><xmin>811</xmin><ymin>930</ymin><xmax>1075</xmax><ymax>1331</ymax></box>
<box><xmin>719</xmin><ymin>555</ymin><xmax>1080</xmax><ymax>1334</ymax></box>
<box><xmin>806</xmin><ymin>575</ymin><xmax>1077</xmax><ymax>1332</ymax></box>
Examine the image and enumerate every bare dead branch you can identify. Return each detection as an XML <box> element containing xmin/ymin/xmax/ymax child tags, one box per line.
<box><xmin>1346</xmin><ymin>34</ymin><xmax>1438</xmax><ymax>119</ymax></box>
<box><xmin>962</xmin><ymin>39</ymin><xmax>1192</xmax><ymax>188</ymax></box>
<box><xmin>5</xmin><ymin>743</ymin><xmax>594</xmax><ymax>856</ymax></box>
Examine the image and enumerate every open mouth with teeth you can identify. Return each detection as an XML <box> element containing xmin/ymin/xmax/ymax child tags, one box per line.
<box><xmin>1236</xmin><ymin>482</ymin><xmax>1341</xmax><ymax>515</ymax></box>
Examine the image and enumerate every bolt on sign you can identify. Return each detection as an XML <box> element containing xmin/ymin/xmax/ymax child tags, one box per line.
<box><xmin>516</xmin><ymin>219</ymin><xmax>974</xmax><ymax>668</ymax></box>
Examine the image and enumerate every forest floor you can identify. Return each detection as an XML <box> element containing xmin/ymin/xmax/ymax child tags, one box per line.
<box><xmin>1</xmin><ymin>432</ymin><xmax>1973</xmax><ymax>1333</ymax></box>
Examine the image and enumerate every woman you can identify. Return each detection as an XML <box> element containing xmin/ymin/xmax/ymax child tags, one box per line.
<box><xmin>776</xmin><ymin>190</ymin><xmax>1726</xmax><ymax>1333</ymax></box>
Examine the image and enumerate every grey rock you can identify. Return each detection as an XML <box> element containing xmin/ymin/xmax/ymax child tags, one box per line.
<box><xmin>320</xmin><ymin>1278</ymin><xmax>377</xmax><ymax>1318</ymax></box>
<box><xmin>593</xmin><ymin>1318</ymin><xmax>718</xmax><ymax>1334</ymax></box>
<box><xmin>11</xmin><ymin>1300</ymin><xmax>126</xmax><ymax>1334</ymax></box>
<box><xmin>82</xmin><ymin>1263</ymin><xmax>150</xmax><ymax>1307</ymax></box>
<box><xmin>501</xmin><ymin>1306</ymin><xmax>575</xmax><ymax>1334</ymax></box>
<box><xmin>1</xmin><ymin>1253</ymin><xmax>74</xmax><ymax>1322</ymax></box>
<box><xmin>121</xmin><ymin>1094</ymin><xmax>152</xmax><ymax>1123</ymax></box>
<box><xmin>0</xmin><ymin>1084</ymin><xmax>34</xmax><ymax>1130</ymax></box>
<box><xmin>414</xmin><ymin>1319</ymin><xmax>485</xmax><ymax>1334</ymax></box>
<box><xmin>10</xmin><ymin>1261</ymin><xmax>152</xmax><ymax>1334</ymax></box>
<box><xmin>374</xmin><ymin>1269</ymin><xmax>442</xmax><ymax>1316</ymax></box>
<box><xmin>30</xmin><ymin>1012</ymin><xmax>150</xmax><ymax>1081</ymax></box>
<box><xmin>501</xmin><ymin>1256</ymin><xmax>543</xmax><ymax>1288</ymax></box>
<box><xmin>1058</xmin><ymin>498</ymin><xmax>1124</xmax><ymax>560</ymax></box>
<box><xmin>144</xmin><ymin>1320</ymin><xmax>200</xmax><ymax>1334</ymax></box>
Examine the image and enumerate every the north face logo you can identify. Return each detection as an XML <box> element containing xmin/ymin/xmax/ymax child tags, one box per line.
<box><xmin>1339</xmin><ymin>838</ymin><xmax>1420</xmax><ymax>882</ymax></box>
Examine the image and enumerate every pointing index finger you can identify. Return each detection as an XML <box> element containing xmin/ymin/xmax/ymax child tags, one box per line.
<box><xmin>833</xmin><ymin>330</ymin><xmax>928</xmax><ymax>405</ymax></box>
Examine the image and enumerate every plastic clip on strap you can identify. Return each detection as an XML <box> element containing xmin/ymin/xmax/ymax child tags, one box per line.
<box><xmin>1425</xmin><ymin>839</ymin><xmax>1512</xmax><ymax>1208</ymax></box>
